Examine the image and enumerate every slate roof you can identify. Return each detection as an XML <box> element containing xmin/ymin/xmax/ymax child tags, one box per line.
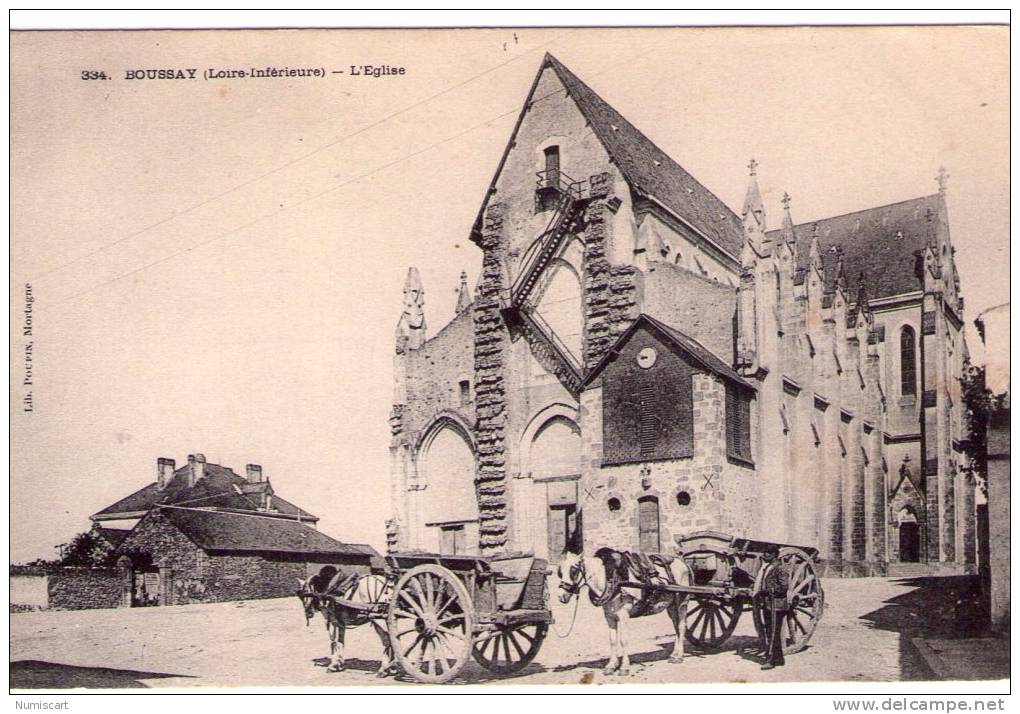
<box><xmin>156</xmin><ymin>506</ymin><xmax>378</xmax><ymax>558</ymax></box>
<box><xmin>583</xmin><ymin>313</ymin><xmax>753</xmax><ymax>391</ymax></box>
<box><xmin>92</xmin><ymin>461</ymin><xmax>317</xmax><ymax>522</ymax></box>
<box><xmin>472</xmin><ymin>55</ymin><xmax>744</xmax><ymax>258</ymax></box>
<box><xmin>766</xmin><ymin>194</ymin><xmax>942</xmax><ymax>300</ymax></box>
<box><xmin>545</xmin><ymin>56</ymin><xmax>744</xmax><ymax>258</ymax></box>
<box><xmin>94</xmin><ymin>526</ymin><xmax>130</xmax><ymax>548</ymax></box>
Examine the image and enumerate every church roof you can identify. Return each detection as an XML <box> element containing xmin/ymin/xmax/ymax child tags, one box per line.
<box><xmin>91</xmin><ymin>460</ymin><xmax>317</xmax><ymax>522</ymax></box>
<box><xmin>150</xmin><ymin>506</ymin><xmax>377</xmax><ymax>558</ymax></box>
<box><xmin>472</xmin><ymin>55</ymin><xmax>744</xmax><ymax>258</ymax></box>
<box><xmin>767</xmin><ymin>194</ymin><xmax>943</xmax><ymax>300</ymax></box>
<box><xmin>583</xmin><ymin>313</ymin><xmax>753</xmax><ymax>391</ymax></box>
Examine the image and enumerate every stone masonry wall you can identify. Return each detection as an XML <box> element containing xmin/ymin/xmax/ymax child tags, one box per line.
<box><xmin>581</xmin><ymin>374</ymin><xmax>757</xmax><ymax>553</ymax></box>
<box><xmin>473</xmin><ymin>202</ymin><xmax>511</xmax><ymax>552</ymax></box>
<box><xmin>118</xmin><ymin>509</ymin><xmax>370</xmax><ymax>604</ymax></box>
<box><xmin>583</xmin><ymin>172</ymin><xmax>641</xmax><ymax>371</ymax></box>
<box><xmin>47</xmin><ymin>568</ymin><xmax>122</xmax><ymax>610</ymax></box>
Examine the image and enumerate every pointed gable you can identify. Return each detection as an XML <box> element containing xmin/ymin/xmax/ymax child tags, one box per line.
<box><xmin>583</xmin><ymin>313</ymin><xmax>752</xmax><ymax>391</ymax></box>
<box><xmin>470</xmin><ymin>54</ymin><xmax>743</xmax><ymax>259</ymax></box>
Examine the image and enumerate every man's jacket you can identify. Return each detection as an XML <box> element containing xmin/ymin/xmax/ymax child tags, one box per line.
<box><xmin>761</xmin><ymin>562</ymin><xmax>790</xmax><ymax>611</ymax></box>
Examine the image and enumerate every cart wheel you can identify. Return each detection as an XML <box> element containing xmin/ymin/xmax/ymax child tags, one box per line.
<box><xmin>752</xmin><ymin>547</ymin><xmax>825</xmax><ymax>655</ymax></box>
<box><xmin>685</xmin><ymin>596</ymin><xmax>743</xmax><ymax>649</ymax></box>
<box><xmin>387</xmin><ymin>564</ymin><xmax>474</xmax><ymax>683</ymax></box>
<box><xmin>472</xmin><ymin>622</ymin><xmax>548</xmax><ymax>674</ymax></box>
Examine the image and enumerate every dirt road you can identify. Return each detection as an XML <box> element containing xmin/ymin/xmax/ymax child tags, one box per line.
<box><xmin>11</xmin><ymin>576</ymin><xmax>975</xmax><ymax>688</ymax></box>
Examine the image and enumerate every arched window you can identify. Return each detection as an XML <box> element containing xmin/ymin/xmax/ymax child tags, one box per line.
<box><xmin>536</xmin><ymin>260</ymin><xmax>583</xmax><ymax>362</ymax></box>
<box><xmin>421</xmin><ymin>424</ymin><xmax>477</xmax><ymax>525</ymax></box>
<box><xmin>900</xmin><ymin>326</ymin><xmax>917</xmax><ymax>396</ymax></box>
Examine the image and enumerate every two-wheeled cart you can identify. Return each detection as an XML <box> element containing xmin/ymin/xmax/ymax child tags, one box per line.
<box><xmin>303</xmin><ymin>552</ymin><xmax>552</xmax><ymax>684</ymax></box>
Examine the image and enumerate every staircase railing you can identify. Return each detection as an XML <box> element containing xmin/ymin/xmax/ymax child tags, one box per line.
<box><xmin>518</xmin><ymin>307</ymin><xmax>584</xmax><ymax>387</ymax></box>
<box><xmin>511</xmin><ymin>190</ymin><xmax>582</xmax><ymax>308</ymax></box>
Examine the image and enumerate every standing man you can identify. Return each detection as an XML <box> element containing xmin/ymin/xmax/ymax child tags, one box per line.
<box><xmin>759</xmin><ymin>544</ymin><xmax>790</xmax><ymax>670</ymax></box>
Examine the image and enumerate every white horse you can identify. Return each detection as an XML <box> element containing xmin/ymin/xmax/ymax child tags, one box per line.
<box><xmin>297</xmin><ymin>566</ymin><xmax>396</xmax><ymax>677</ymax></box>
<box><xmin>557</xmin><ymin>548</ymin><xmax>692</xmax><ymax>676</ymax></box>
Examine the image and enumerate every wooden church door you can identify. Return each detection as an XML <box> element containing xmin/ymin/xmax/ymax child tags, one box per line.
<box><xmin>638</xmin><ymin>497</ymin><xmax>660</xmax><ymax>553</ymax></box>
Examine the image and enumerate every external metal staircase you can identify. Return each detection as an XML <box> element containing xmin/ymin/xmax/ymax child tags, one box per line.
<box><xmin>501</xmin><ymin>169</ymin><xmax>588</xmax><ymax>392</ymax></box>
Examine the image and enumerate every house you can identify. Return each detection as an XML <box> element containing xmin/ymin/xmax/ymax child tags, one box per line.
<box><xmin>386</xmin><ymin>54</ymin><xmax>974</xmax><ymax>576</ymax></box>
<box><xmin>87</xmin><ymin>453</ymin><xmax>376</xmax><ymax>606</ymax></box>
<box><xmin>113</xmin><ymin>506</ymin><xmax>378</xmax><ymax>606</ymax></box>
<box><xmin>91</xmin><ymin>453</ymin><xmax>316</xmax><ymax>531</ymax></box>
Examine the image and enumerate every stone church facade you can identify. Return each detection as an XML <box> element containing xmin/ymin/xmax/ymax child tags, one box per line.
<box><xmin>386</xmin><ymin>54</ymin><xmax>974</xmax><ymax>576</ymax></box>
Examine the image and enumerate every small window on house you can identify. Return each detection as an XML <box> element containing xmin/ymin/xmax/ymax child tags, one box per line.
<box><xmin>607</xmin><ymin>497</ymin><xmax>621</xmax><ymax>512</ymax></box>
<box><xmin>725</xmin><ymin>383</ymin><xmax>752</xmax><ymax>464</ymax></box>
<box><xmin>900</xmin><ymin>326</ymin><xmax>917</xmax><ymax>396</ymax></box>
<box><xmin>676</xmin><ymin>491</ymin><xmax>691</xmax><ymax>507</ymax></box>
<box><xmin>459</xmin><ymin>379</ymin><xmax>471</xmax><ymax>405</ymax></box>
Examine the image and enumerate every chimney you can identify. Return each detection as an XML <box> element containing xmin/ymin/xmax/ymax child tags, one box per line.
<box><xmin>186</xmin><ymin>453</ymin><xmax>206</xmax><ymax>486</ymax></box>
<box><xmin>246</xmin><ymin>464</ymin><xmax>263</xmax><ymax>484</ymax></box>
<box><xmin>157</xmin><ymin>457</ymin><xmax>176</xmax><ymax>490</ymax></box>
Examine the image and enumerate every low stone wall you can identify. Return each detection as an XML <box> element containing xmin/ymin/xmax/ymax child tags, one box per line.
<box><xmin>47</xmin><ymin>568</ymin><xmax>123</xmax><ymax>610</ymax></box>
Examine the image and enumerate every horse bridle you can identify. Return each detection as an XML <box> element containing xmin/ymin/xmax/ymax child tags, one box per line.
<box><xmin>558</xmin><ymin>559</ymin><xmax>588</xmax><ymax>599</ymax></box>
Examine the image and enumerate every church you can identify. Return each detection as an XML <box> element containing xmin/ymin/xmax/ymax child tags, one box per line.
<box><xmin>386</xmin><ymin>54</ymin><xmax>974</xmax><ymax>576</ymax></box>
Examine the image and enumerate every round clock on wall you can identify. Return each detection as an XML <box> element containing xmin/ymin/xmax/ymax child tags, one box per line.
<box><xmin>637</xmin><ymin>346</ymin><xmax>657</xmax><ymax>369</ymax></box>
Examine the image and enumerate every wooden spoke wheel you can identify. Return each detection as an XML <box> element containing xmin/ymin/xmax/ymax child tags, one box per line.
<box><xmin>343</xmin><ymin>573</ymin><xmax>389</xmax><ymax>607</ymax></box>
<box><xmin>472</xmin><ymin>622</ymin><xmax>548</xmax><ymax>675</ymax></box>
<box><xmin>752</xmin><ymin>547</ymin><xmax>825</xmax><ymax>655</ymax></box>
<box><xmin>685</xmin><ymin>596</ymin><xmax>743</xmax><ymax>649</ymax></box>
<box><xmin>387</xmin><ymin>564</ymin><xmax>475</xmax><ymax>684</ymax></box>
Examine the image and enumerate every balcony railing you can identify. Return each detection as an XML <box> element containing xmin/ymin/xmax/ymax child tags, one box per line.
<box><xmin>535</xmin><ymin>169</ymin><xmax>585</xmax><ymax>201</ymax></box>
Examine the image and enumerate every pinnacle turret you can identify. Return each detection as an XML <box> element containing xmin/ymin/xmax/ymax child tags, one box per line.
<box><xmin>455</xmin><ymin>271</ymin><xmax>472</xmax><ymax>314</ymax></box>
<box><xmin>395</xmin><ymin>267</ymin><xmax>426</xmax><ymax>352</ymax></box>
<box><xmin>780</xmin><ymin>192</ymin><xmax>797</xmax><ymax>245</ymax></box>
<box><xmin>809</xmin><ymin>223</ymin><xmax>823</xmax><ymax>272</ymax></box>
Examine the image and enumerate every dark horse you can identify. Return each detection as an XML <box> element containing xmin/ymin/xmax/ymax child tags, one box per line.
<box><xmin>297</xmin><ymin>565</ymin><xmax>396</xmax><ymax>676</ymax></box>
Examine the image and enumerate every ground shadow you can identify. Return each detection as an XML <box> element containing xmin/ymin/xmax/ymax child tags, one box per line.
<box><xmin>10</xmin><ymin>660</ymin><xmax>194</xmax><ymax>689</ymax></box>
<box><xmin>858</xmin><ymin>575</ymin><xmax>995</xmax><ymax>681</ymax></box>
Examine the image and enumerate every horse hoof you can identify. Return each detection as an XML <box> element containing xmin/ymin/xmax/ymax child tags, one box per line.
<box><xmin>669</xmin><ymin>656</ymin><xmax>684</xmax><ymax>664</ymax></box>
<box><xmin>326</xmin><ymin>665</ymin><xmax>344</xmax><ymax>673</ymax></box>
<box><xmin>617</xmin><ymin>668</ymin><xmax>631</xmax><ymax>676</ymax></box>
<box><xmin>603</xmin><ymin>667</ymin><xmax>616</xmax><ymax>676</ymax></box>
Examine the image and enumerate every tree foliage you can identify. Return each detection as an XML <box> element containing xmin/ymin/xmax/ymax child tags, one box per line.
<box><xmin>959</xmin><ymin>361</ymin><xmax>1007</xmax><ymax>499</ymax></box>
<box><xmin>57</xmin><ymin>529</ymin><xmax>114</xmax><ymax>567</ymax></box>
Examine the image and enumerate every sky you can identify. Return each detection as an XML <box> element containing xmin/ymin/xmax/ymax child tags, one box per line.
<box><xmin>9</xmin><ymin>26</ymin><xmax>1009</xmax><ymax>562</ymax></box>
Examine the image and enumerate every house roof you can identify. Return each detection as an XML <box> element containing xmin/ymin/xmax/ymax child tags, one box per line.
<box><xmin>94</xmin><ymin>526</ymin><xmax>130</xmax><ymax>548</ymax></box>
<box><xmin>472</xmin><ymin>54</ymin><xmax>743</xmax><ymax>259</ymax></box>
<box><xmin>155</xmin><ymin>506</ymin><xmax>378</xmax><ymax>558</ymax></box>
<box><xmin>767</xmin><ymin>194</ymin><xmax>943</xmax><ymax>300</ymax></box>
<box><xmin>91</xmin><ymin>460</ymin><xmax>317</xmax><ymax>522</ymax></box>
<box><xmin>583</xmin><ymin>313</ymin><xmax>753</xmax><ymax>391</ymax></box>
